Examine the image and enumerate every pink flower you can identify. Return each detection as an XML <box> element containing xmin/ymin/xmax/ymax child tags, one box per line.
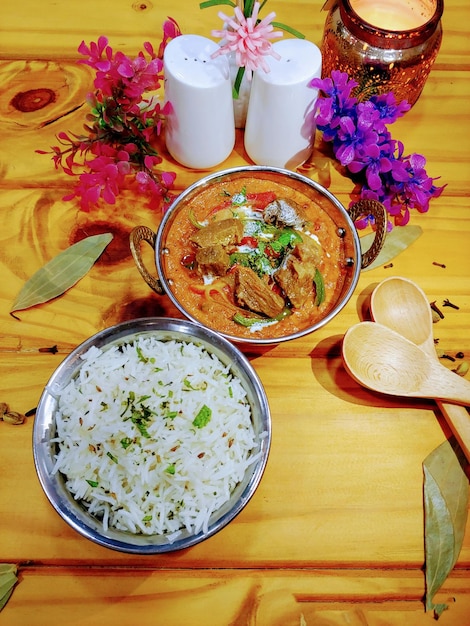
<box><xmin>39</xmin><ymin>25</ymin><xmax>180</xmax><ymax>213</ymax></box>
<box><xmin>211</xmin><ymin>1</ymin><xmax>283</xmax><ymax>78</ymax></box>
<box><xmin>157</xmin><ymin>17</ymin><xmax>182</xmax><ymax>59</ymax></box>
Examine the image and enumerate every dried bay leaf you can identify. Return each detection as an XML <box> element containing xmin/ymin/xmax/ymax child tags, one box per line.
<box><xmin>10</xmin><ymin>233</ymin><xmax>113</xmax><ymax>316</ymax></box>
<box><xmin>0</xmin><ymin>564</ymin><xmax>18</xmax><ymax>612</ymax></box>
<box><xmin>360</xmin><ymin>224</ymin><xmax>422</xmax><ymax>271</ymax></box>
<box><xmin>423</xmin><ymin>439</ymin><xmax>469</xmax><ymax>618</ymax></box>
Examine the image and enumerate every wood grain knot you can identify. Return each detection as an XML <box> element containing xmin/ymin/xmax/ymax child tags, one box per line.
<box><xmin>70</xmin><ymin>221</ymin><xmax>132</xmax><ymax>265</ymax></box>
<box><xmin>10</xmin><ymin>88</ymin><xmax>56</xmax><ymax>112</ymax></box>
<box><xmin>132</xmin><ymin>1</ymin><xmax>153</xmax><ymax>11</ymax></box>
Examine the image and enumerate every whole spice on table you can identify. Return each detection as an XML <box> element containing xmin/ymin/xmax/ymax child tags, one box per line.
<box><xmin>0</xmin><ymin>564</ymin><xmax>18</xmax><ymax>612</ymax></box>
<box><xmin>430</xmin><ymin>301</ymin><xmax>444</xmax><ymax>319</ymax></box>
<box><xmin>10</xmin><ymin>233</ymin><xmax>113</xmax><ymax>317</ymax></box>
<box><xmin>443</xmin><ymin>298</ymin><xmax>459</xmax><ymax>309</ymax></box>
<box><xmin>38</xmin><ymin>345</ymin><xmax>59</xmax><ymax>354</ymax></box>
<box><xmin>0</xmin><ymin>403</ymin><xmax>26</xmax><ymax>425</ymax></box>
<box><xmin>423</xmin><ymin>439</ymin><xmax>469</xmax><ymax>619</ymax></box>
<box><xmin>453</xmin><ymin>362</ymin><xmax>469</xmax><ymax>377</ymax></box>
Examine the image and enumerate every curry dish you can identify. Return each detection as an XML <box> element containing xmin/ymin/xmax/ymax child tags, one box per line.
<box><xmin>163</xmin><ymin>176</ymin><xmax>349</xmax><ymax>340</ymax></box>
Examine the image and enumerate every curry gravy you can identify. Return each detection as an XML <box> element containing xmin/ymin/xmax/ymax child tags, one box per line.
<box><xmin>162</xmin><ymin>176</ymin><xmax>349</xmax><ymax>340</ymax></box>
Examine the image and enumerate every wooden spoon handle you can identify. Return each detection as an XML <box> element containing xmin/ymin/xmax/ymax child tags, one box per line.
<box><xmin>437</xmin><ymin>400</ymin><xmax>470</xmax><ymax>463</ymax></box>
<box><xmin>426</xmin><ymin>362</ymin><xmax>470</xmax><ymax>405</ymax></box>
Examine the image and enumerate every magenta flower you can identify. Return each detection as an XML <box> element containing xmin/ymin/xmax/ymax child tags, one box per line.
<box><xmin>211</xmin><ymin>2</ymin><xmax>283</xmax><ymax>78</ymax></box>
<box><xmin>38</xmin><ymin>24</ymin><xmax>180</xmax><ymax>213</ymax></box>
<box><xmin>157</xmin><ymin>17</ymin><xmax>182</xmax><ymax>59</ymax></box>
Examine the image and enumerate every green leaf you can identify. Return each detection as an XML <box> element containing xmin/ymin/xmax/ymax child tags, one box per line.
<box><xmin>10</xmin><ymin>233</ymin><xmax>113</xmax><ymax>316</ymax></box>
<box><xmin>199</xmin><ymin>0</ymin><xmax>235</xmax><ymax>9</ymax></box>
<box><xmin>360</xmin><ymin>225</ymin><xmax>422</xmax><ymax>271</ymax></box>
<box><xmin>423</xmin><ymin>439</ymin><xmax>469</xmax><ymax>617</ymax></box>
<box><xmin>193</xmin><ymin>404</ymin><xmax>212</xmax><ymax>429</ymax></box>
<box><xmin>271</xmin><ymin>22</ymin><xmax>305</xmax><ymax>39</ymax></box>
<box><xmin>0</xmin><ymin>564</ymin><xmax>18</xmax><ymax>612</ymax></box>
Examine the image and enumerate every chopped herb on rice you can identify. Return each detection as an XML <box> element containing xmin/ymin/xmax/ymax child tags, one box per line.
<box><xmin>51</xmin><ymin>335</ymin><xmax>259</xmax><ymax>540</ymax></box>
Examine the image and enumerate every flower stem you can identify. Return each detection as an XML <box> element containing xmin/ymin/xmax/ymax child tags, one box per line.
<box><xmin>233</xmin><ymin>66</ymin><xmax>245</xmax><ymax>99</ymax></box>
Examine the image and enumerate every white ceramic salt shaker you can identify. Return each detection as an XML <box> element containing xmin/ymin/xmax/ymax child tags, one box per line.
<box><xmin>244</xmin><ymin>39</ymin><xmax>322</xmax><ymax>169</ymax></box>
<box><xmin>164</xmin><ymin>35</ymin><xmax>235</xmax><ymax>169</ymax></box>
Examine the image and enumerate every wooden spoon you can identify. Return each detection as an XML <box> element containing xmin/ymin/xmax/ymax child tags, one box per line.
<box><xmin>370</xmin><ymin>276</ymin><xmax>470</xmax><ymax>461</ymax></box>
<box><xmin>342</xmin><ymin>321</ymin><xmax>470</xmax><ymax>405</ymax></box>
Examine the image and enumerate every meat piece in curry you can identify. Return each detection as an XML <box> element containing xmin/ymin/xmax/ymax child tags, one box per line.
<box><xmin>275</xmin><ymin>255</ymin><xmax>315</xmax><ymax>308</ymax></box>
<box><xmin>263</xmin><ymin>198</ymin><xmax>307</xmax><ymax>230</ymax></box>
<box><xmin>234</xmin><ymin>266</ymin><xmax>285</xmax><ymax>318</ymax></box>
<box><xmin>275</xmin><ymin>232</ymin><xmax>322</xmax><ymax>308</ymax></box>
<box><xmin>190</xmin><ymin>218</ymin><xmax>244</xmax><ymax>248</ymax></box>
<box><xmin>195</xmin><ymin>244</ymin><xmax>230</xmax><ymax>277</ymax></box>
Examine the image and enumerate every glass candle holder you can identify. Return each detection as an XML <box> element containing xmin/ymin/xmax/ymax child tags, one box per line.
<box><xmin>320</xmin><ymin>0</ymin><xmax>443</xmax><ymax>106</ymax></box>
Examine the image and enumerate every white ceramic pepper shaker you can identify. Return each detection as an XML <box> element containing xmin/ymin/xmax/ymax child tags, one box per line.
<box><xmin>244</xmin><ymin>39</ymin><xmax>322</xmax><ymax>169</ymax></box>
<box><xmin>164</xmin><ymin>34</ymin><xmax>235</xmax><ymax>169</ymax></box>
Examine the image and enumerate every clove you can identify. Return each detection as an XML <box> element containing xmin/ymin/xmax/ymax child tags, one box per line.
<box><xmin>432</xmin><ymin>261</ymin><xmax>446</xmax><ymax>268</ymax></box>
<box><xmin>38</xmin><ymin>345</ymin><xmax>58</xmax><ymax>354</ymax></box>
<box><xmin>430</xmin><ymin>301</ymin><xmax>445</xmax><ymax>319</ymax></box>
<box><xmin>436</xmin><ymin>348</ymin><xmax>455</xmax><ymax>361</ymax></box>
<box><xmin>443</xmin><ymin>298</ymin><xmax>459</xmax><ymax>310</ymax></box>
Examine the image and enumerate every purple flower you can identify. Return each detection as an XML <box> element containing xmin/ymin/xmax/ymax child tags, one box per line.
<box><xmin>368</xmin><ymin>92</ymin><xmax>411</xmax><ymax>124</ymax></box>
<box><xmin>311</xmin><ymin>70</ymin><xmax>358</xmax><ymax>140</ymax></box>
<box><xmin>312</xmin><ymin>71</ymin><xmax>444</xmax><ymax>228</ymax></box>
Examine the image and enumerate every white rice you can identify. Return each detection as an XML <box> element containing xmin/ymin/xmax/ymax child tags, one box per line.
<box><xmin>51</xmin><ymin>334</ymin><xmax>261</xmax><ymax>540</ymax></box>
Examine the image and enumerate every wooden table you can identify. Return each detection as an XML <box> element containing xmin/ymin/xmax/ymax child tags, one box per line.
<box><xmin>1</xmin><ymin>0</ymin><xmax>469</xmax><ymax>623</ymax></box>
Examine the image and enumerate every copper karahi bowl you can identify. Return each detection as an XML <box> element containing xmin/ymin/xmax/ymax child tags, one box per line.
<box><xmin>131</xmin><ymin>166</ymin><xmax>386</xmax><ymax>345</ymax></box>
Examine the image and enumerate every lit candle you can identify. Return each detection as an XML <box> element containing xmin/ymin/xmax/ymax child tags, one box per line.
<box><xmin>351</xmin><ymin>0</ymin><xmax>434</xmax><ymax>31</ymax></box>
<box><xmin>244</xmin><ymin>39</ymin><xmax>322</xmax><ymax>170</ymax></box>
<box><xmin>164</xmin><ymin>35</ymin><xmax>235</xmax><ymax>169</ymax></box>
<box><xmin>321</xmin><ymin>0</ymin><xmax>443</xmax><ymax>106</ymax></box>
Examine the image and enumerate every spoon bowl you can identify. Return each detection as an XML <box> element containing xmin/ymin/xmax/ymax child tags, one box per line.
<box><xmin>370</xmin><ymin>276</ymin><xmax>470</xmax><ymax>461</ymax></box>
<box><xmin>370</xmin><ymin>276</ymin><xmax>435</xmax><ymax>352</ymax></box>
<box><xmin>342</xmin><ymin>321</ymin><xmax>470</xmax><ymax>405</ymax></box>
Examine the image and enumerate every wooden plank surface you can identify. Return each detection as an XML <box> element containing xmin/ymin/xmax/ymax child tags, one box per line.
<box><xmin>0</xmin><ymin>0</ymin><xmax>469</xmax><ymax>622</ymax></box>
<box><xmin>2</xmin><ymin>567</ymin><xmax>470</xmax><ymax>626</ymax></box>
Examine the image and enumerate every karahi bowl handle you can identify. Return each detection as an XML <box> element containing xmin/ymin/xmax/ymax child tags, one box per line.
<box><xmin>129</xmin><ymin>225</ymin><xmax>165</xmax><ymax>295</ymax></box>
<box><xmin>348</xmin><ymin>199</ymin><xmax>387</xmax><ymax>269</ymax></box>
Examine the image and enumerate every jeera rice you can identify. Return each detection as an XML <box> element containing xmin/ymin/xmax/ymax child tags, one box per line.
<box><xmin>51</xmin><ymin>334</ymin><xmax>262</xmax><ymax>540</ymax></box>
